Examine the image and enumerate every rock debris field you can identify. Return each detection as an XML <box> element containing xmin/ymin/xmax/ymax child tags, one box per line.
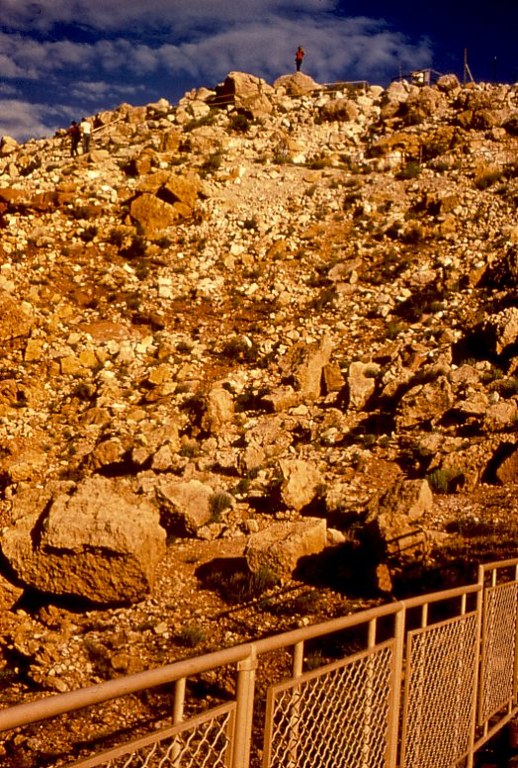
<box><xmin>0</xmin><ymin>69</ymin><xmax>517</xmax><ymax>764</ymax></box>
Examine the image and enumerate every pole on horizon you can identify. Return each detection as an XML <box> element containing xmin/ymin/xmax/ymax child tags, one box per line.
<box><xmin>463</xmin><ymin>48</ymin><xmax>474</xmax><ymax>84</ymax></box>
<box><xmin>493</xmin><ymin>56</ymin><xmax>497</xmax><ymax>83</ymax></box>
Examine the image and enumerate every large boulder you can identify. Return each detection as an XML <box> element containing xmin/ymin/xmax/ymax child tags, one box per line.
<box><xmin>155</xmin><ymin>478</ymin><xmax>214</xmax><ymax>536</ymax></box>
<box><xmin>365</xmin><ymin>478</ymin><xmax>433</xmax><ymax>557</ymax></box>
<box><xmin>395</xmin><ymin>376</ymin><xmax>454</xmax><ymax>430</ymax></box>
<box><xmin>278</xmin><ymin>458</ymin><xmax>322</xmax><ymax>511</ymax></box>
<box><xmin>0</xmin><ymin>291</ymin><xmax>33</xmax><ymax>348</ymax></box>
<box><xmin>245</xmin><ymin>518</ymin><xmax>327</xmax><ymax>580</ymax></box>
<box><xmin>214</xmin><ymin>72</ymin><xmax>274</xmax><ymax>116</ymax></box>
<box><xmin>277</xmin><ymin>336</ymin><xmax>333</xmax><ymax>400</ymax></box>
<box><xmin>0</xmin><ymin>478</ymin><xmax>166</xmax><ymax>605</ymax></box>
<box><xmin>274</xmin><ymin>72</ymin><xmax>320</xmax><ymax>97</ymax></box>
<box><xmin>130</xmin><ymin>193</ymin><xmax>178</xmax><ymax>235</ymax></box>
<box><xmin>482</xmin><ymin>308</ymin><xmax>518</xmax><ymax>356</ymax></box>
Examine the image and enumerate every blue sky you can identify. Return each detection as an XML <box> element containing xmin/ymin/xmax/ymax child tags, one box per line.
<box><xmin>0</xmin><ymin>0</ymin><xmax>516</xmax><ymax>142</ymax></box>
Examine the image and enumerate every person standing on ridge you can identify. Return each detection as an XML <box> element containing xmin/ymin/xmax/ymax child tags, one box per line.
<box><xmin>68</xmin><ymin>121</ymin><xmax>81</xmax><ymax>157</ymax></box>
<box><xmin>295</xmin><ymin>46</ymin><xmax>305</xmax><ymax>72</ymax></box>
<box><xmin>80</xmin><ymin>117</ymin><xmax>92</xmax><ymax>154</ymax></box>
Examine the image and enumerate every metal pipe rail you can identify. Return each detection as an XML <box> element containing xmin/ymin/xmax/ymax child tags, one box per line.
<box><xmin>0</xmin><ymin>560</ymin><xmax>517</xmax><ymax>768</ymax></box>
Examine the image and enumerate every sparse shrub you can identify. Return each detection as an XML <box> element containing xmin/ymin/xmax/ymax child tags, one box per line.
<box><xmin>360</xmin><ymin>433</ymin><xmax>377</xmax><ymax>448</ymax></box>
<box><xmin>228</xmin><ymin>113</ymin><xmax>251</xmax><ymax>133</ymax></box>
<box><xmin>120</xmin><ymin>234</ymin><xmax>148</xmax><ymax>260</ymax></box>
<box><xmin>209</xmin><ymin>491</ymin><xmax>233</xmax><ymax>522</ymax></box>
<box><xmin>241</xmin><ymin>216</ymin><xmax>259</xmax><ymax>231</ymax></box>
<box><xmin>184</xmin><ymin>112</ymin><xmax>217</xmax><ymax>131</ymax></box>
<box><xmin>179</xmin><ymin>440</ymin><xmax>200</xmax><ymax>458</ymax></box>
<box><xmin>79</xmin><ymin>225</ymin><xmax>98</xmax><ymax>243</ymax></box>
<box><xmin>307</xmin><ymin>156</ymin><xmax>333</xmax><ymax>170</ymax></box>
<box><xmin>427</xmin><ymin>467</ymin><xmax>464</xmax><ymax>493</ymax></box>
<box><xmin>221</xmin><ymin>336</ymin><xmax>256</xmax><ymax>362</ymax></box>
<box><xmin>305</xmin><ymin>650</ymin><xmax>326</xmax><ymax>671</ymax></box>
<box><xmin>493</xmin><ymin>376</ymin><xmax>518</xmax><ymax>397</ymax></box>
<box><xmin>133</xmin><ymin>260</ymin><xmax>150</xmax><ymax>280</ymax></box>
<box><xmin>385</xmin><ymin>320</ymin><xmax>406</xmax><ymax>339</ymax></box>
<box><xmin>200</xmin><ymin>151</ymin><xmax>223</xmax><ymax>176</ymax></box>
<box><xmin>176</xmin><ymin>623</ymin><xmax>206</xmax><ymax>648</ymax></box>
<box><xmin>310</xmin><ymin>286</ymin><xmax>337</xmax><ymax>310</ymax></box>
<box><xmin>108</xmin><ymin>228</ymin><xmax>126</xmax><ymax>247</ymax></box>
<box><xmin>204</xmin><ymin>565</ymin><xmax>278</xmax><ymax>604</ymax></box>
<box><xmin>396</xmin><ymin>160</ymin><xmax>421</xmax><ymax>180</ymax></box>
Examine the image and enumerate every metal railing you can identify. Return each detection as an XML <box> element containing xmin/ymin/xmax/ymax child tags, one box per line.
<box><xmin>0</xmin><ymin>558</ymin><xmax>517</xmax><ymax>767</ymax></box>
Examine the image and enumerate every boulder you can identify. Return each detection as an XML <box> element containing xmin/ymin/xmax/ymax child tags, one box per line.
<box><xmin>436</xmin><ymin>74</ymin><xmax>460</xmax><ymax>92</ymax></box>
<box><xmin>155</xmin><ymin>478</ymin><xmax>214</xmax><ymax>536</ymax></box>
<box><xmin>495</xmin><ymin>446</ymin><xmax>518</xmax><ymax>485</ymax></box>
<box><xmin>395</xmin><ymin>376</ymin><xmax>454</xmax><ymax>430</ymax></box>
<box><xmin>214</xmin><ymin>72</ymin><xmax>274</xmax><ymax>116</ymax></box>
<box><xmin>319</xmin><ymin>98</ymin><xmax>359</xmax><ymax>122</ymax></box>
<box><xmin>0</xmin><ymin>136</ymin><xmax>18</xmax><ymax>156</ymax></box>
<box><xmin>0</xmin><ymin>291</ymin><xmax>33</xmax><ymax>347</ymax></box>
<box><xmin>200</xmin><ymin>386</ymin><xmax>235</xmax><ymax>434</ymax></box>
<box><xmin>347</xmin><ymin>361</ymin><xmax>380</xmax><ymax>409</ymax></box>
<box><xmin>245</xmin><ymin>518</ymin><xmax>327</xmax><ymax>580</ymax></box>
<box><xmin>0</xmin><ymin>478</ymin><xmax>166</xmax><ymax>605</ymax></box>
<box><xmin>273</xmin><ymin>72</ymin><xmax>320</xmax><ymax>96</ymax></box>
<box><xmin>482</xmin><ymin>308</ymin><xmax>518</xmax><ymax>356</ymax></box>
<box><xmin>365</xmin><ymin>478</ymin><xmax>433</xmax><ymax>557</ymax></box>
<box><xmin>278</xmin><ymin>458</ymin><xmax>322</xmax><ymax>511</ymax></box>
<box><xmin>277</xmin><ymin>336</ymin><xmax>333</xmax><ymax>400</ymax></box>
<box><xmin>130</xmin><ymin>193</ymin><xmax>178</xmax><ymax>235</ymax></box>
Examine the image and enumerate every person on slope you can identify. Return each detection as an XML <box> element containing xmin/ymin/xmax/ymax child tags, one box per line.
<box><xmin>295</xmin><ymin>46</ymin><xmax>305</xmax><ymax>72</ymax></box>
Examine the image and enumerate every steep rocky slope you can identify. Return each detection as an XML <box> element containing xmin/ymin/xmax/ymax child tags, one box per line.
<box><xmin>0</xmin><ymin>69</ymin><xmax>518</xmax><ymax>762</ymax></box>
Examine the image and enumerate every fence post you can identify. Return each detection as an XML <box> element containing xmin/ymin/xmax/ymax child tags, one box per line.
<box><xmin>232</xmin><ymin>645</ymin><xmax>258</xmax><ymax>768</ymax></box>
<box><xmin>171</xmin><ymin>677</ymin><xmax>186</xmax><ymax>766</ymax></box>
<box><xmin>287</xmin><ymin>641</ymin><xmax>304</xmax><ymax>768</ymax></box>
<box><xmin>386</xmin><ymin>606</ymin><xmax>405</xmax><ymax>768</ymax></box>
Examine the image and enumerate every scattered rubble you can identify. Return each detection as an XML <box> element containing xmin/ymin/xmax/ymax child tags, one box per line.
<box><xmin>0</xmin><ymin>69</ymin><xmax>517</xmax><ymax>762</ymax></box>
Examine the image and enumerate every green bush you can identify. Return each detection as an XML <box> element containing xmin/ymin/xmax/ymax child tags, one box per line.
<box><xmin>176</xmin><ymin>623</ymin><xmax>206</xmax><ymax>648</ymax></box>
<box><xmin>200</xmin><ymin>151</ymin><xmax>223</xmax><ymax>176</ymax></box>
<box><xmin>427</xmin><ymin>467</ymin><xmax>464</xmax><ymax>493</ymax></box>
<box><xmin>396</xmin><ymin>160</ymin><xmax>421</xmax><ymax>180</ymax></box>
<box><xmin>228</xmin><ymin>113</ymin><xmax>251</xmax><ymax>133</ymax></box>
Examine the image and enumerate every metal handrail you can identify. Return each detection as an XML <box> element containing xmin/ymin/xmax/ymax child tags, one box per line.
<box><xmin>0</xmin><ymin>558</ymin><xmax>517</xmax><ymax>768</ymax></box>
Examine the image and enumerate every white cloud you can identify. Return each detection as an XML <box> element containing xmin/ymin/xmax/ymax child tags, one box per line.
<box><xmin>0</xmin><ymin>14</ymin><xmax>430</xmax><ymax>82</ymax></box>
<box><xmin>0</xmin><ymin>1</ymin><xmax>339</xmax><ymax>32</ymax></box>
<box><xmin>0</xmin><ymin>2</ymin><xmax>433</xmax><ymax>140</ymax></box>
<box><xmin>0</xmin><ymin>100</ymin><xmax>57</xmax><ymax>141</ymax></box>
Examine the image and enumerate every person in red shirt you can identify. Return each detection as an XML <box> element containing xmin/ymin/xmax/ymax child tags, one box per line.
<box><xmin>68</xmin><ymin>121</ymin><xmax>81</xmax><ymax>157</ymax></box>
<box><xmin>295</xmin><ymin>46</ymin><xmax>305</xmax><ymax>72</ymax></box>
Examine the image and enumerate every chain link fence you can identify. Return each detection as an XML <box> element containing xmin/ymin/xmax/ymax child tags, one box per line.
<box><xmin>0</xmin><ymin>559</ymin><xmax>517</xmax><ymax>768</ymax></box>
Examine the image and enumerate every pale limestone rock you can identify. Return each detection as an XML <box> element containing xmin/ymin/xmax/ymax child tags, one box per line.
<box><xmin>245</xmin><ymin>518</ymin><xmax>327</xmax><ymax>580</ymax></box>
<box><xmin>483</xmin><ymin>308</ymin><xmax>518</xmax><ymax>355</ymax></box>
<box><xmin>278</xmin><ymin>458</ymin><xmax>322</xmax><ymax>511</ymax></box>
<box><xmin>130</xmin><ymin>193</ymin><xmax>177</xmax><ymax>235</ymax></box>
<box><xmin>396</xmin><ymin>376</ymin><xmax>454</xmax><ymax>430</ymax></box>
<box><xmin>156</xmin><ymin>478</ymin><xmax>214</xmax><ymax>536</ymax></box>
<box><xmin>347</xmin><ymin>361</ymin><xmax>380</xmax><ymax>409</ymax></box>
<box><xmin>495</xmin><ymin>446</ymin><xmax>518</xmax><ymax>485</ymax></box>
<box><xmin>0</xmin><ymin>291</ymin><xmax>33</xmax><ymax>345</ymax></box>
<box><xmin>201</xmin><ymin>386</ymin><xmax>235</xmax><ymax>434</ymax></box>
<box><xmin>365</xmin><ymin>479</ymin><xmax>432</xmax><ymax>557</ymax></box>
<box><xmin>273</xmin><ymin>72</ymin><xmax>320</xmax><ymax>96</ymax></box>
<box><xmin>1</xmin><ymin>478</ymin><xmax>166</xmax><ymax>604</ymax></box>
<box><xmin>215</xmin><ymin>71</ymin><xmax>274</xmax><ymax>116</ymax></box>
<box><xmin>277</xmin><ymin>336</ymin><xmax>333</xmax><ymax>401</ymax></box>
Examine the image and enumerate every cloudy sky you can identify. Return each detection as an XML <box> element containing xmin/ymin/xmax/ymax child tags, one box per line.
<box><xmin>0</xmin><ymin>0</ymin><xmax>516</xmax><ymax>142</ymax></box>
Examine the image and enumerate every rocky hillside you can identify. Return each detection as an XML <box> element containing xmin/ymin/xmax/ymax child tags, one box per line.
<box><xmin>0</xmin><ymin>69</ymin><xmax>518</xmax><ymax>752</ymax></box>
